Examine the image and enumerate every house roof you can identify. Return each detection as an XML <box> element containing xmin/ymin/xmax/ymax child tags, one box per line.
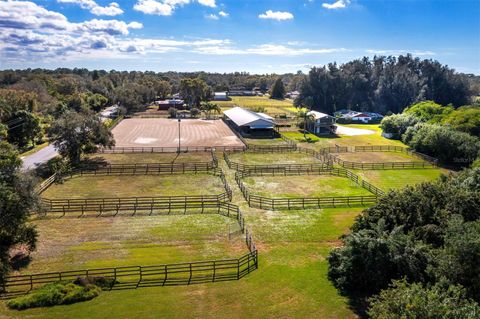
<box><xmin>224</xmin><ymin>107</ymin><xmax>276</xmax><ymax>128</ymax></box>
<box><xmin>307</xmin><ymin>110</ymin><xmax>334</xmax><ymax>120</ymax></box>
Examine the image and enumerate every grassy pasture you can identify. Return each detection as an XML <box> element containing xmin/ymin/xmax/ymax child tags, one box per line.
<box><xmin>335</xmin><ymin>151</ymin><xmax>420</xmax><ymax>163</ymax></box>
<box><xmin>216</xmin><ymin>96</ymin><xmax>298</xmax><ymax>116</ymax></box>
<box><xmin>42</xmin><ymin>174</ymin><xmax>225</xmax><ymax>199</ymax></box>
<box><xmin>85</xmin><ymin>152</ymin><xmax>213</xmax><ymax>165</ymax></box>
<box><xmin>16</xmin><ymin>215</ymin><xmax>243</xmax><ymax>275</ymax></box>
<box><xmin>243</xmin><ymin>137</ymin><xmax>288</xmax><ymax>146</ymax></box>
<box><xmin>355</xmin><ymin>168</ymin><xmax>447</xmax><ymax>191</ymax></box>
<box><xmin>228</xmin><ymin>151</ymin><xmax>323</xmax><ymax>165</ymax></box>
<box><xmin>243</xmin><ymin>175</ymin><xmax>373</xmax><ymax>198</ymax></box>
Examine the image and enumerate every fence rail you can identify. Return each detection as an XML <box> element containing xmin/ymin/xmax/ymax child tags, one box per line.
<box><xmin>325</xmin><ymin>145</ymin><xmax>438</xmax><ymax>170</ymax></box>
<box><xmin>224</xmin><ymin>146</ymin><xmax>330</xmax><ymax>172</ymax></box>
<box><xmin>2</xmin><ymin>203</ymin><xmax>257</xmax><ymax>296</ymax></box>
<box><xmin>97</xmin><ymin>146</ymin><xmax>246</xmax><ymax>153</ymax></box>
<box><xmin>235</xmin><ymin>168</ymin><xmax>379</xmax><ymax>210</ymax></box>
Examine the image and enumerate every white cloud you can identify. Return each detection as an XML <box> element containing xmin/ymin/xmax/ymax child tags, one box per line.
<box><xmin>205</xmin><ymin>14</ymin><xmax>219</xmax><ymax>20</ymax></box>
<box><xmin>259</xmin><ymin>10</ymin><xmax>294</xmax><ymax>21</ymax></box>
<box><xmin>133</xmin><ymin>0</ymin><xmax>173</xmax><ymax>16</ymax></box>
<box><xmin>57</xmin><ymin>0</ymin><xmax>124</xmax><ymax>16</ymax></box>
<box><xmin>134</xmin><ymin>0</ymin><xmax>216</xmax><ymax>16</ymax></box>
<box><xmin>366</xmin><ymin>49</ymin><xmax>436</xmax><ymax>56</ymax></box>
<box><xmin>322</xmin><ymin>0</ymin><xmax>350</xmax><ymax>10</ymax></box>
<box><xmin>219</xmin><ymin>11</ymin><xmax>229</xmax><ymax>17</ymax></box>
<box><xmin>198</xmin><ymin>0</ymin><xmax>216</xmax><ymax>8</ymax></box>
<box><xmin>194</xmin><ymin>44</ymin><xmax>348</xmax><ymax>56</ymax></box>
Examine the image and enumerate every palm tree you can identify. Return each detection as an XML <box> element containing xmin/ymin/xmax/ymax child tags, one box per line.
<box><xmin>201</xmin><ymin>102</ymin><xmax>221</xmax><ymax>119</ymax></box>
<box><xmin>297</xmin><ymin>109</ymin><xmax>315</xmax><ymax>140</ymax></box>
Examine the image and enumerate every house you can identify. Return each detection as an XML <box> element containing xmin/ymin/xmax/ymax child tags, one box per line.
<box><xmin>306</xmin><ymin>110</ymin><xmax>337</xmax><ymax>135</ymax></box>
<box><xmin>286</xmin><ymin>91</ymin><xmax>300</xmax><ymax>99</ymax></box>
<box><xmin>213</xmin><ymin>92</ymin><xmax>230</xmax><ymax>101</ymax></box>
<box><xmin>155</xmin><ymin>99</ymin><xmax>185</xmax><ymax>110</ymax></box>
<box><xmin>224</xmin><ymin>107</ymin><xmax>276</xmax><ymax>134</ymax></box>
<box><xmin>341</xmin><ymin>111</ymin><xmax>384</xmax><ymax>123</ymax></box>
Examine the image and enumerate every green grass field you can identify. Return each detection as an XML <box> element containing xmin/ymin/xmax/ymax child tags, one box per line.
<box><xmin>228</xmin><ymin>151</ymin><xmax>323</xmax><ymax>165</ymax></box>
<box><xmin>355</xmin><ymin>168</ymin><xmax>447</xmax><ymax>190</ymax></box>
<box><xmin>85</xmin><ymin>152</ymin><xmax>213</xmax><ymax>164</ymax></box>
<box><xmin>16</xmin><ymin>215</ymin><xmax>243</xmax><ymax>275</ymax></box>
<box><xmin>336</xmin><ymin>151</ymin><xmax>419</xmax><ymax>163</ymax></box>
<box><xmin>1</xmin><ymin>128</ymin><xmax>452</xmax><ymax>319</ymax></box>
<box><xmin>216</xmin><ymin>96</ymin><xmax>298</xmax><ymax>116</ymax></box>
<box><xmin>243</xmin><ymin>175</ymin><xmax>373</xmax><ymax>198</ymax></box>
<box><xmin>42</xmin><ymin>174</ymin><xmax>225</xmax><ymax>199</ymax></box>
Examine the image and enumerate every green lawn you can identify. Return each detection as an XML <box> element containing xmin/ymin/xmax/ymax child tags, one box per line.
<box><xmin>42</xmin><ymin>174</ymin><xmax>225</xmax><ymax>199</ymax></box>
<box><xmin>85</xmin><ymin>152</ymin><xmax>213</xmax><ymax>165</ymax></box>
<box><xmin>281</xmin><ymin>130</ymin><xmax>321</xmax><ymax>143</ymax></box>
<box><xmin>243</xmin><ymin>137</ymin><xmax>288</xmax><ymax>146</ymax></box>
<box><xmin>243</xmin><ymin>175</ymin><xmax>373</xmax><ymax>198</ymax></box>
<box><xmin>228</xmin><ymin>151</ymin><xmax>323</xmax><ymax>165</ymax></box>
<box><xmin>356</xmin><ymin>168</ymin><xmax>447</xmax><ymax>190</ymax></box>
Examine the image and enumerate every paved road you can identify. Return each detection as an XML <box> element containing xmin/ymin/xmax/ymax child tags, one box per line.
<box><xmin>21</xmin><ymin>144</ymin><xmax>58</xmax><ymax>171</ymax></box>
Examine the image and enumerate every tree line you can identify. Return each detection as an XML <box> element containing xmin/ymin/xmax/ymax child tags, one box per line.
<box><xmin>295</xmin><ymin>55</ymin><xmax>476</xmax><ymax>115</ymax></box>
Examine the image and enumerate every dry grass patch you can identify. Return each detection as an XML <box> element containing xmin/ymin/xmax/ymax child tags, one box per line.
<box><xmin>85</xmin><ymin>152</ymin><xmax>213</xmax><ymax>164</ymax></box>
<box><xmin>335</xmin><ymin>151</ymin><xmax>419</xmax><ymax>163</ymax></box>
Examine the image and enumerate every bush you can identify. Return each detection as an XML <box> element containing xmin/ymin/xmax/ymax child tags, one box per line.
<box><xmin>368</xmin><ymin>280</ymin><xmax>480</xmax><ymax>319</ymax></box>
<box><xmin>403</xmin><ymin>123</ymin><xmax>480</xmax><ymax>165</ymax></box>
<box><xmin>404</xmin><ymin>100</ymin><xmax>454</xmax><ymax>123</ymax></box>
<box><xmin>380</xmin><ymin>114</ymin><xmax>420</xmax><ymax>139</ymax></box>
<box><xmin>7</xmin><ymin>281</ymin><xmax>101</xmax><ymax>310</ymax></box>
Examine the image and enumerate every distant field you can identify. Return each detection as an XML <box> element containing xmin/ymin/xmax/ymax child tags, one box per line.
<box><xmin>216</xmin><ymin>96</ymin><xmax>298</xmax><ymax>116</ymax></box>
<box><xmin>86</xmin><ymin>152</ymin><xmax>213</xmax><ymax>164</ymax></box>
<box><xmin>229</xmin><ymin>151</ymin><xmax>323</xmax><ymax>165</ymax></box>
<box><xmin>243</xmin><ymin>175</ymin><xmax>372</xmax><ymax>198</ymax></box>
<box><xmin>42</xmin><ymin>174</ymin><xmax>225</xmax><ymax>199</ymax></box>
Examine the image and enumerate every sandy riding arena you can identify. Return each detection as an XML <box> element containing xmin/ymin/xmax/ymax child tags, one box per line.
<box><xmin>112</xmin><ymin>118</ymin><xmax>245</xmax><ymax>148</ymax></box>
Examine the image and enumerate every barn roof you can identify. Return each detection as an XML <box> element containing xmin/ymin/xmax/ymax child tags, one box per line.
<box><xmin>224</xmin><ymin>107</ymin><xmax>275</xmax><ymax>129</ymax></box>
<box><xmin>307</xmin><ymin>110</ymin><xmax>334</xmax><ymax>120</ymax></box>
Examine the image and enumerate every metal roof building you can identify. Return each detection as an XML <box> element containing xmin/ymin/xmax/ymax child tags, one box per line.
<box><xmin>224</xmin><ymin>107</ymin><xmax>276</xmax><ymax>129</ymax></box>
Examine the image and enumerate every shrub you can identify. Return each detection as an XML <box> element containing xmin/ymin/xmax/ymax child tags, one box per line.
<box><xmin>380</xmin><ymin>114</ymin><xmax>420</xmax><ymax>139</ymax></box>
<box><xmin>442</xmin><ymin>106</ymin><xmax>480</xmax><ymax>137</ymax></box>
<box><xmin>403</xmin><ymin>123</ymin><xmax>480</xmax><ymax>165</ymax></box>
<box><xmin>7</xmin><ymin>281</ymin><xmax>101</xmax><ymax>310</ymax></box>
<box><xmin>368</xmin><ymin>280</ymin><xmax>480</xmax><ymax>319</ymax></box>
<box><xmin>404</xmin><ymin>100</ymin><xmax>454</xmax><ymax>123</ymax></box>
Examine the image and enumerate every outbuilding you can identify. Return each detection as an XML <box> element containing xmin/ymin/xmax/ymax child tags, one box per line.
<box><xmin>223</xmin><ymin>107</ymin><xmax>276</xmax><ymax>135</ymax></box>
<box><xmin>306</xmin><ymin>110</ymin><xmax>337</xmax><ymax>135</ymax></box>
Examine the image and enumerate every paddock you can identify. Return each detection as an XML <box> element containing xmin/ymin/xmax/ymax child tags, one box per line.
<box><xmin>111</xmin><ymin>118</ymin><xmax>245</xmax><ymax>149</ymax></box>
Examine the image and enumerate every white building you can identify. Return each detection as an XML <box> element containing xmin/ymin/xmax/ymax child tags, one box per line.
<box><xmin>214</xmin><ymin>92</ymin><xmax>229</xmax><ymax>101</ymax></box>
<box><xmin>306</xmin><ymin>110</ymin><xmax>337</xmax><ymax>135</ymax></box>
<box><xmin>224</xmin><ymin>107</ymin><xmax>276</xmax><ymax>131</ymax></box>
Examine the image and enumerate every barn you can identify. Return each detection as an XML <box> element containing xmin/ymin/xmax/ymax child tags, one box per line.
<box><xmin>223</xmin><ymin>107</ymin><xmax>276</xmax><ymax>136</ymax></box>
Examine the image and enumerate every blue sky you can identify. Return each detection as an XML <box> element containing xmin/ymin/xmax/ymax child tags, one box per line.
<box><xmin>0</xmin><ymin>0</ymin><xmax>479</xmax><ymax>74</ymax></box>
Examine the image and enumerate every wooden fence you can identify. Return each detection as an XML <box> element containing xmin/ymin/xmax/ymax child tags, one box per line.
<box><xmin>75</xmin><ymin>162</ymin><xmax>217</xmax><ymax>176</ymax></box>
<box><xmin>325</xmin><ymin>145</ymin><xmax>438</xmax><ymax>170</ymax></box>
<box><xmin>235</xmin><ymin>168</ymin><xmax>379</xmax><ymax>210</ymax></box>
<box><xmin>2</xmin><ymin>203</ymin><xmax>257</xmax><ymax>296</ymax></box>
<box><xmin>224</xmin><ymin>147</ymin><xmax>329</xmax><ymax>172</ymax></box>
<box><xmin>97</xmin><ymin>146</ymin><xmax>246</xmax><ymax>153</ymax></box>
